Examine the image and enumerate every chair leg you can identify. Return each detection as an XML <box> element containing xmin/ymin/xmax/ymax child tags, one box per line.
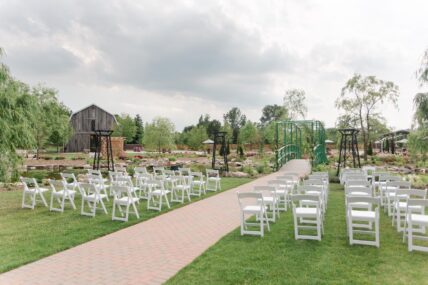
<box><xmin>100</xmin><ymin>198</ymin><xmax>108</xmax><ymax>214</ymax></box>
<box><xmin>408</xmin><ymin>220</ymin><xmax>413</xmax><ymax>252</ymax></box>
<box><xmin>39</xmin><ymin>191</ymin><xmax>48</xmax><ymax>207</ymax></box>
<box><xmin>132</xmin><ymin>202</ymin><xmax>140</xmax><ymax>219</ymax></box>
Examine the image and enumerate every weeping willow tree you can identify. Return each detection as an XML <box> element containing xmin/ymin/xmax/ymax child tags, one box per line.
<box><xmin>0</xmin><ymin>48</ymin><xmax>72</xmax><ymax>181</ymax></box>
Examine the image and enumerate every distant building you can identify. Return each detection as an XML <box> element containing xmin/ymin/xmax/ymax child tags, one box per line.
<box><xmin>65</xmin><ymin>104</ymin><xmax>117</xmax><ymax>152</ymax></box>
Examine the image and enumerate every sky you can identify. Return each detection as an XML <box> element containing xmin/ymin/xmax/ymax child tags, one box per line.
<box><xmin>0</xmin><ymin>0</ymin><xmax>426</xmax><ymax>131</ymax></box>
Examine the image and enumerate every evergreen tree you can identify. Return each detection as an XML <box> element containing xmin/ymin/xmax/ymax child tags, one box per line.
<box><xmin>133</xmin><ymin>114</ymin><xmax>144</xmax><ymax>144</ymax></box>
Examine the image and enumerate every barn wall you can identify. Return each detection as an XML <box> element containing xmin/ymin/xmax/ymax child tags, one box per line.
<box><xmin>65</xmin><ymin>105</ymin><xmax>117</xmax><ymax>152</ymax></box>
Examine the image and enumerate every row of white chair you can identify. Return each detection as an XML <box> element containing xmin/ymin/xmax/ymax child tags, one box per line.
<box><xmin>343</xmin><ymin>169</ymin><xmax>428</xmax><ymax>252</ymax></box>
<box><xmin>237</xmin><ymin>172</ymin><xmax>329</xmax><ymax>240</ymax></box>
<box><xmin>20</xmin><ymin>167</ymin><xmax>222</xmax><ymax>222</ymax></box>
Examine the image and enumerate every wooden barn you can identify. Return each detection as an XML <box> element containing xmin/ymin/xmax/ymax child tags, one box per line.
<box><xmin>65</xmin><ymin>104</ymin><xmax>117</xmax><ymax>152</ymax></box>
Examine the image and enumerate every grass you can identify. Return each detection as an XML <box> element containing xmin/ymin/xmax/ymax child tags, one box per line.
<box><xmin>167</xmin><ymin>183</ymin><xmax>428</xmax><ymax>285</ymax></box>
<box><xmin>0</xmin><ymin>177</ymin><xmax>253</xmax><ymax>273</ymax></box>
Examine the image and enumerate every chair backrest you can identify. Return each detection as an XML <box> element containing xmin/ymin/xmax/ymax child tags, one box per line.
<box><xmin>407</xmin><ymin>198</ymin><xmax>428</xmax><ymax>208</ymax></box>
<box><xmin>395</xmin><ymin>189</ymin><xmax>427</xmax><ymax>199</ymax></box>
<box><xmin>347</xmin><ymin>196</ymin><xmax>380</xmax><ymax>207</ymax></box>
<box><xmin>179</xmin><ymin>168</ymin><xmax>191</xmax><ymax>176</ymax></box>
<box><xmin>48</xmin><ymin>179</ymin><xmax>65</xmax><ymax>193</ymax></box>
<box><xmin>111</xmin><ymin>185</ymin><xmax>132</xmax><ymax>199</ymax></box>
<box><xmin>386</xmin><ymin>180</ymin><xmax>411</xmax><ymax>190</ymax></box>
<box><xmin>277</xmin><ymin>175</ymin><xmax>298</xmax><ymax>183</ymax></box>
<box><xmin>87</xmin><ymin>169</ymin><xmax>102</xmax><ymax>176</ymax></box>
<box><xmin>134</xmin><ymin>167</ymin><xmax>148</xmax><ymax>176</ymax></box>
<box><xmin>237</xmin><ymin>191</ymin><xmax>264</xmax><ymax>210</ymax></box>
<box><xmin>254</xmin><ymin>186</ymin><xmax>276</xmax><ymax>197</ymax></box>
<box><xmin>296</xmin><ymin>185</ymin><xmax>323</xmax><ymax>195</ymax></box>
<box><xmin>206</xmin><ymin>169</ymin><xmax>220</xmax><ymax>178</ymax></box>
<box><xmin>345</xmin><ymin>180</ymin><xmax>371</xmax><ymax>188</ymax></box>
<box><xmin>20</xmin><ymin>177</ymin><xmax>39</xmax><ymax>190</ymax></box>
<box><xmin>78</xmin><ymin>182</ymin><xmax>97</xmax><ymax>197</ymax></box>
<box><xmin>345</xmin><ymin>186</ymin><xmax>372</xmax><ymax>197</ymax></box>
<box><xmin>303</xmin><ymin>179</ymin><xmax>324</xmax><ymax>187</ymax></box>
<box><xmin>267</xmin><ymin>180</ymin><xmax>286</xmax><ymax>190</ymax></box>
<box><xmin>290</xmin><ymin>194</ymin><xmax>321</xmax><ymax>206</ymax></box>
<box><xmin>191</xmin><ymin>171</ymin><xmax>203</xmax><ymax>181</ymax></box>
<box><xmin>61</xmin><ymin>172</ymin><xmax>77</xmax><ymax>184</ymax></box>
<box><xmin>115</xmin><ymin>176</ymin><xmax>133</xmax><ymax>187</ymax></box>
<box><xmin>147</xmin><ymin>179</ymin><xmax>164</xmax><ymax>190</ymax></box>
<box><xmin>362</xmin><ymin>166</ymin><xmax>376</xmax><ymax>175</ymax></box>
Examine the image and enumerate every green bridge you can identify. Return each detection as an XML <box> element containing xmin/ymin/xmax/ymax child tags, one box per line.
<box><xmin>275</xmin><ymin>120</ymin><xmax>328</xmax><ymax>170</ymax></box>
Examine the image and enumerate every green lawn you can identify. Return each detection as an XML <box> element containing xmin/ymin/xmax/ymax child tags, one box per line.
<box><xmin>0</xmin><ymin>177</ymin><xmax>253</xmax><ymax>273</ymax></box>
<box><xmin>167</xmin><ymin>183</ymin><xmax>428</xmax><ymax>285</ymax></box>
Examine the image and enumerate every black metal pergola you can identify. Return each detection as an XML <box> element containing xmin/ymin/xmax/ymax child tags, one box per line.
<box><xmin>336</xmin><ymin>128</ymin><xmax>361</xmax><ymax>175</ymax></box>
<box><xmin>93</xmin><ymin>129</ymin><xmax>115</xmax><ymax>171</ymax></box>
<box><xmin>211</xmin><ymin>131</ymin><xmax>229</xmax><ymax>172</ymax></box>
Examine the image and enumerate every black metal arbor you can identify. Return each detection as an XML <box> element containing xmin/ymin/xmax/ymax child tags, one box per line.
<box><xmin>211</xmin><ymin>131</ymin><xmax>229</xmax><ymax>172</ymax></box>
<box><xmin>93</xmin><ymin>129</ymin><xmax>115</xmax><ymax>171</ymax></box>
<box><xmin>336</xmin><ymin>128</ymin><xmax>361</xmax><ymax>175</ymax></box>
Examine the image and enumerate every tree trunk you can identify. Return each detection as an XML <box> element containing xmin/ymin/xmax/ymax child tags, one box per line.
<box><xmin>359</xmin><ymin>108</ymin><xmax>368</xmax><ymax>161</ymax></box>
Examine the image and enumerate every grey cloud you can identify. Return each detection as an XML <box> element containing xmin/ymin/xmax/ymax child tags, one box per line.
<box><xmin>0</xmin><ymin>1</ymin><xmax>296</xmax><ymax>106</ymax></box>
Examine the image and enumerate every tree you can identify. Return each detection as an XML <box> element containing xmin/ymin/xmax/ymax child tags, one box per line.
<box><xmin>223</xmin><ymin>107</ymin><xmax>246</xmax><ymax>144</ymax></box>
<box><xmin>143</xmin><ymin>117</ymin><xmax>175</xmax><ymax>153</ymax></box>
<box><xmin>336</xmin><ymin>74</ymin><xmax>399</xmax><ymax>161</ymax></box>
<box><xmin>260</xmin><ymin>104</ymin><xmax>287</xmax><ymax>125</ymax></box>
<box><xmin>186</xmin><ymin>125</ymin><xmax>208</xmax><ymax>150</ymax></box>
<box><xmin>238</xmin><ymin>121</ymin><xmax>258</xmax><ymax>150</ymax></box>
<box><xmin>32</xmin><ymin>86</ymin><xmax>72</xmax><ymax>158</ymax></box>
<box><xmin>417</xmin><ymin>49</ymin><xmax>428</xmax><ymax>86</ymax></box>
<box><xmin>413</xmin><ymin>93</ymin><xmax>428</xmax><ymax>128</ymax></box>
<box><xmin>283</xmin><ymin>89</ymin><xmax>307</xmax><ymax>119</ymax></box>
<box><xmin>207</xmin><ymin>119</ymin><xmax>221</xmax><ymax>137</ymax></box>
<box><xmin>112</xmin><ymin>114</ymin><xmax>137</xmax><ymax>143</ymax></box>
<box><xmin>133</xmin><ymin>114</ymin><xmax>144</xmax><ymax>144</ymax></box>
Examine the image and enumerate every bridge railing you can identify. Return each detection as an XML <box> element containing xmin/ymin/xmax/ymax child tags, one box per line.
<box><xmin>275</xmin><ymin>144</ymin><xmax>301</xmax><ymax>170</ymax></box>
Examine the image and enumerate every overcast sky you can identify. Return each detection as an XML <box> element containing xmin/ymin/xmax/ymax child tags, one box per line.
<box><xmin>0</xmin><ymin>0</ymin><xmax>426</xmax><ymax>131</ymax></box>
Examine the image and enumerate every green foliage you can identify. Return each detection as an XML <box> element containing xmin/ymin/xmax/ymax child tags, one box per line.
<box><xmin>417</xmin><ymin>48</ymin><xmax>428</xmax><ymax>86</ymax></box>
<box><xmin>186</xmin><ymin>125</ymin><xmax>208</xmax><ymax>150</ymax></box>
<box><xmin>223</xmin><ymin>107</ymin><xmax>246</xmax><ymax>144</ymax></box>
<box><xmin>260</xmin><ymin>104</ymin><xmax>287</xmax><ymax>124</ymax></box>
<box><xmin>0</xmin><ymin>51</ymin><xmax>71</xmax><ymax>181</ymax></box>
<box><xmin>143</xmin><ymin>117</ymin><xmax>175</xmax><ymax>152</ymax></box>
<box><xmin>112</xmin><ymin>114</ymin><xmax>137</xmax><ymax>143</ymax></box>
<box><xmin>133</xmin><ymin>114</ymin><xmax>144</xmax><ymax>144</ymax></box>
<box><xmin>283</xmin><ymin>89</ymin><xmax>307</xmax><ymax>119</ymax></box>
<box><xmin>336</xmin><ymin>74</ymin><xmax>399</xmax><ymax>160</ymax></box>
<box><xmin>408</xmin><ymin>130</ymin><xmax>428</xmax><ymax>162</ymax></box>
<box><xmin>413</xmin><ymin>93</ymin><xmax>428</xmax><ymax>128</ymax></box>
<box><xmin>238</xmin><ymin>121</ymin><xmax>259</xmax><ymax>153</ymax></box>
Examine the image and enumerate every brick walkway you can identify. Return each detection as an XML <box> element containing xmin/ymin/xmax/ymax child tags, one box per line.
<box><xmin>0</xmin><ymin>160</ymin><xmax>311</xmax><ymax>285</ymax></box>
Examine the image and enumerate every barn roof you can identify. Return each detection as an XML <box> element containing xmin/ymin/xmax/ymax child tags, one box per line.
<box><xmin>70</xmin><ymin>104</ymin><xmax>118</xmax><ymax>124</ymax></box>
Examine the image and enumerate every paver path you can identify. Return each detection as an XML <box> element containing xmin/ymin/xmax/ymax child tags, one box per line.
<box><xmin>0</xmin><ymin>160</ymin><xmax>311</xmax><ymax>285</ymax></box>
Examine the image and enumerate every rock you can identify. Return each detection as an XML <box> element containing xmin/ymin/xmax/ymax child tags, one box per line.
<box><xmin>229</xmin><ymin>171</ymin><xmax>250</xmax><ymax>178</ymax></box>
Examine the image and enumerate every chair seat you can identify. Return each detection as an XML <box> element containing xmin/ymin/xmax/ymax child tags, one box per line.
<box><xmin>243</xmin><ymin>205</ymin><xmax>264</xmax><ymax>214</ymax></box>
<box><xmin>350</xmin><ymin>210</ymin><xmax>376</xmax><ymax>220</ymax></box>
<box><xmin>115</xmin><ymin>197</ymin><xmax>140</xmax><ymax>205</ymax></box>
<box><xmin>86</xmin><ymin>193</ymin><xmax>107</xmax><ymax>201</ymax></box>
<box><xmin>151</xmin><ymin>190</ymin><xmax>170</xmax><ymax>196</ymax></box>
<box><xmin>208</xmin><ymin>177</ymin><xmax>220</xmax><ymax>181</ymax></box>
<box><xmin>348</xmin><ymin>202</ymin><xmax>370</xmax><ymax>208</ymax></box>
<box><xmin>53</xmin><ymin>190</ymin><xmax>76</xmax><ymax>197</ymax></box>
<box><xmin>349</xmin><ymin>192</ymin><xmax>370</xmax><ymax>196</ymax></box>
<box><xmin>276</xmin><ymin>190</ymin><xmax>287</xmax><ymax>195</ymax></box>
<box><xmin>295</xmin><ymin>207</ymin><xmax>318</xmax><ymax>216</ymax></box>
<box><xmin>409</xmin><ymin>214</ymin><xmax>428</xmax><ymax>225</ymax></box>
<box><xmin>396</xmin><ymin>202</ymin><xmax>423</xmax><ymax>210</ymax></box>
<box><xmin>25</xmin><ymin>187</ymin><xmax>49</xmax><ymax>193</ymax></box>
<box><xmin>193</xmin><ymin>181</ymin><xmax>205</xmax><ymax>185</ymax></box>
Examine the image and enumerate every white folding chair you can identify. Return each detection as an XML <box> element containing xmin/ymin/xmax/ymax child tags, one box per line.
<box><xmin>134</xmin><ymin>166</ymin><xmax>148</xmax><ymax>176</ymax></box>
<box><xmin>20</xmin><ymin>177</ymin><xmax>49</xmax><ymax>209</ymax></box>
<box><xmin>147</xmin><ymin>179</ymin><xmax>171</xmax><ymax>211</ymax></box>
<box><xmin>88</xmin><ymin>174</ymin><xmax>110</xmax><ymax>201</ymax></box>
<box><xmin>111</xmin><ymin>185</ymin><xmax>140</xmax><ymax>222</ymax></box>
<box><xmin>153</xmin><ymin>167</ymin><xmax>165</xmax><ymax>178</ymax></box>
<box><xmin>277</xmin><ymin>174</ymin><xmax>299</xmax><ymax>193</ymax></box>
<box><xmin>171</xmin><ymin>175</ymin><xmax>191</xmax><ymax>203</ymax></box>
<box><xmin>405</xmin><ymin>199</ymin><xmax>428</xmax><ymax>252</ymax></box>
<box><xmin>384</xmin><ymin>180</ymin><xmax>410</xmax><ymax>216</ymax></box>
<box><xmin>206</xmin><ymin>169</ymin><xmax>221</xmax><ymax>192</ymax></box>
<box><xmin>290</xmin><ymin>194</ymin><xmax>323</xmax><ymax>241</ymax></box>
<box><xmin>237</xmin><ymin>192</ymin><xmax>270</xmax><ymax>237</ymax></box>
<box><xmin>77</xmin><ymin>182</ymin><xmax>108</xmax><ymax>217</ymax></box>
<box><xmin>303</xmin><ymin>178</ymin><xmax>328</xmax><ymax>209</ymax></box>
<box><xmin>135</xmin><ymin>173</ymin><xmax>153</xmax><ymax>200</ymax></box>
<box><xmin>297</xmin><ymin>185</ymin><xmax>326</xmax><ymax>219</ymax></box>
<box><xmin>254</xmin><ymin>186</ymin><xmax>280</xmax><ymax>222</ymax></box>
<box><xmin>114</xmin><ymin>176</ymin><xmax>140</xmax><ymax>203</ymax></box>
<box><xmin>48</xmin><ymin>179</ymin><xmax>76</xmax><ymax>212</ymax></box>
<box><xmin>362</xmin><ymin>166</ymin><xmax>376</xmax><ymax>181</ymax></box>
<box><xmin>60</xmin><ymin>172</ymin><xmax>79</xmax><ymax>192</ymax></box>
<box><xmin>394</xmin><ymin>189</ymin><xmax>426</xmax><ymax>232</ymax></box>
<box><xmin>190</xmin><ymin>171</ymin><xmax>206</xmax><ymax>197</ymax></box>
<box><xmin>347</xmin><ymin>196</ymin><xmax>380</xmax><ymax>247</ymax></box>
<box><xmin>268</xmin><ymin>179</ymin><xmax>289</xmax><ymax>211</ymax></box>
